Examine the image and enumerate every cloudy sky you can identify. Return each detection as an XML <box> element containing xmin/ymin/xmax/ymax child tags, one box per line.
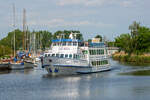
<box><xmin>0</xmin><ymin>0</ymin><xmax>150</xmax><ymax>40</ymax></box>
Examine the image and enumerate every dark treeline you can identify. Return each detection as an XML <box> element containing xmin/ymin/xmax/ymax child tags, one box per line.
<box><xmin>115</xmin><ymin>21</ymin><xmax>150</xmax><ymax>55</ymax></box>
<box><xmin>0</xmin><ymin>30</ymin><xmax>83</xmax><ymax>57</ymax></box>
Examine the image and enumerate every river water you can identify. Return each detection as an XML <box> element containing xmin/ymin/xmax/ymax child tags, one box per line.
<box><xmin>0</xmin><ymin>59</ymin><xmax>150</xmax><ymax>100</ymax></box>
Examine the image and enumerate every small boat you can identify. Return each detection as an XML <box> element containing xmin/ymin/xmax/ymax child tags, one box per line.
<box><xmin>42</xmin><ymin>33</ymin><xmax>111</xmax><ymax>75</ymax></box>
<box><xmin>10</xmin><ymin>60</ymin><xmax>34</xmax><ymax>70</ymax></box>
<box><xmin>24</xmin><ymin>60</ymin><xmax>36</xmax><ymax>68</ymax></box>
<box><xmin>10</xmin><ymin>62</ymin><xmax>24</xmax><ymax>70</ymax></box>
<box><xmin>0</xmin><ymin>63</ymin><xmax>10</xmax><ymax>70</ymax></box>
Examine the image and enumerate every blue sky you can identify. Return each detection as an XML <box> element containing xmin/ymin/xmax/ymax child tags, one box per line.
<box><xmin>0</xmin><ymin>0</ymin><xmax>150</xmax><ymax>40</ymax></box>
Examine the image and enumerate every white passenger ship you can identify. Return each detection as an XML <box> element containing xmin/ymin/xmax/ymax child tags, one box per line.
<box><xmin>42</xmin><ymin>33</ymin><xmax>111</xmax><ymax>75</ymax></box>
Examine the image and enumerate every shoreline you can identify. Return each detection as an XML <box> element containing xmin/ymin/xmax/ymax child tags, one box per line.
<box><xmin>112</xmin><ymin>52</ymin><xmax>150</xmax><ymax>63</ymax></box>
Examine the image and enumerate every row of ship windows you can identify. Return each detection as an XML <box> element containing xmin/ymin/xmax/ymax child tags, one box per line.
<box><xmin>45</xmin><ymin>54</ymin><xmax>80</xmax><ymax>59</ymax></box>
<box><xmin>53</xmin><ymin>42</ymin><xmax>78</xmax><ymax>46</ymax></box>
<box><xmin>91</xmin><ymin>60</ymin><xmax>108</xmax><ymax>66</ymax></box>
<box><xmin>89</xmin><ymin>49</ymin><xmax>104</xmax><ymax>55</ymax></box>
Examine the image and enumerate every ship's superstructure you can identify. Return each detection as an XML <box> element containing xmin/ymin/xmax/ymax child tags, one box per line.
<box><xmin>42</xmin><ymin>33</ymin><xmax>111</xmax><ymax>75</ymax></box>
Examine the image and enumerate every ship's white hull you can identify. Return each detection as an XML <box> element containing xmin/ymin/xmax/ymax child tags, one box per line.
<box><xmin>45</xmin><ymin>65</ymin><xmax>111</xmax><ymax>75</ymax></box>
<box><xmin>43</xmin><ymin>57</ymin><xmax>111</xmax><ymax>75</ymax></box>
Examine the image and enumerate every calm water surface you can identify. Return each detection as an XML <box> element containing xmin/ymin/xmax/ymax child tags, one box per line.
<box><xmin>0</xmin><ymin>59</ymin><xmax>150</xmax><ymax>100</ymax></box>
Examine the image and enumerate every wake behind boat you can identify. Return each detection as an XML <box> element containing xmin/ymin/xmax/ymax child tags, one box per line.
<box><xmin>42</xmin><ymin>33</ymin><xmax>111</xmax><ymax>75</ymax></box>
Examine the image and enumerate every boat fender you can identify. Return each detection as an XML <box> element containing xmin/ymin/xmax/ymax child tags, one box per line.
<box><xmin>54</xmin><ymin>68</ymin><xmax>58</xmax><ymax>73</ymax></box>
<box><xmin>49</xmin><ymin>68</ymin><xmax>52</xmax><ymax>72</ymax></box>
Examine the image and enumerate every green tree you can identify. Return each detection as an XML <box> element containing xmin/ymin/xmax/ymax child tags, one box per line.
<box><xmin>115</xmin><ymin>21</ymin><xmax>150</xmax><ymax>55</ymax></box>
<box><xmin>129</xmin><ymin>21</ymin><xmax>140</xmax><ymax>54</ymax></box>
<box><xmin>41</xmin><ymin>31</ymin><xmax>52</xmax><ymax>50</ymax></box>
<box><xmin>115</xmin><ymin>34</ymin><xmax>131</xmax><ymax>53</ymax></box>
<box><xmin>95</xmin><ymin>35</ymin><xmax>102</xmax><ymax>41</ymax></box>
<box><xmin>137</xmin><ymin>26</ymin><xmax>150</xmax><ymax>53</ymax></box>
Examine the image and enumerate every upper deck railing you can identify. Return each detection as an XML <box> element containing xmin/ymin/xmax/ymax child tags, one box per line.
<box><xmin>52</xmin><ymin>39</ymin><xmax>81</xmax><ymax>43</ymax></box>
<box><xmin>88</xmin><ymin>42</ymin><xmax>105</xmax><ymax>48</ymax></box>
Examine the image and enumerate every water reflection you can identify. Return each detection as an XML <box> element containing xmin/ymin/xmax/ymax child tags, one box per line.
<box><xmin>120</xmin><ymin>70</ymin><xmax>150</xmax><ymax>76</ymax></box>
<box><xmin>0</xmin><ymin>70</ymin><xmax>11</xmax><ymax>74</ymax></box>
<box><xmin>1</xmin><ymin>59</ymin><xmax>150</xmax><ymax>100</ymax></box>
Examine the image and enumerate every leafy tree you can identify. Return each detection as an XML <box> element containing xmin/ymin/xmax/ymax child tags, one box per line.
<box><xmin>95</xmin><ymin>35</ymin><xmax>102</xmax><ymax>41</ymax></box>
<box><xmin>115</xmin><ymin>34</ymin><xmax>131</xmax><ymax>53</ymax></box>
<box><xmin>137</xmin><ymin>26</ymin><xmax>150</xmax><ymax>53</ymax></box>
<box><xmin>115</xmin><ymin>21</ymin><xmax>150</xmax><ymax>55</ymax></box>
<box><xmin>88</xmin><ymin>39</ymin><xmax>92</xmax><ymax>43</ymax></box>
<box><xmin>107</xmin><ymin>41</ymin><xmax>115</xmax><ymax>47</ymax></box>
<box><xmin>40</xmin><ymin>31</ymin><xmax>52</xmax><ymax>50</ymax></box>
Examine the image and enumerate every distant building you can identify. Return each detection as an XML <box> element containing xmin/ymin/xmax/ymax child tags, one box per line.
<box><xmin>107</xmin><ymin>47</ymin><xmax>119</xmax><ymax>56</ymax></box>
<box><xmin>92</xmin><ymin>38</ymin><xmax>101</xmax><ymax>43</ymax></box>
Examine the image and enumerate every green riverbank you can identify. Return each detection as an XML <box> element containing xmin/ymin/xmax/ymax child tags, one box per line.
<box><xmin>112</xmin><ymin>52</ymin><xmax>150</xmax><ymax>63</ymax></box>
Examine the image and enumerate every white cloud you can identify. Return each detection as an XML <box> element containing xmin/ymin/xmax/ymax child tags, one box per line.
<box><xmin>85</xmin><ymin>0</ymin><xmax>106</xmax><ymax>6</ymax></box>
<box><xmin>57</xmin><ymin>0</ymin><xmax>108</xmax><ymax>6</ymax></box>
<box><xmin>57</xmin><ymin>0</ymin><xmax>135</xmax><ymax>7</ymax></box>
<box><xmin>29</xmin><ymin>18</ymin><xmax>115</xmax><ymax>28</ymax></box>
<box><xmin>120</xmin><ymin>1</ymin><xmax>133</xmax><ymax>7</ymax></box>
<box><xmin>48</xmin><ymin>18</ymin><xmax>91</xmax><ymax>27</ymax></box>
<box><xmin>28</xmin><ymin>18</ymin><xmax>115</xmax><ymax>28</ymax></box>
<box><xmin>58</xmin><ymin>0</ymin><xmax>86</xmax><ymax>6</ymax></box>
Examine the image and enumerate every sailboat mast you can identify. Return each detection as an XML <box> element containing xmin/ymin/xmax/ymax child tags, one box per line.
<box><xmin>13</xmin><ymin>4</ymin><xmax>16</xmax><ymax>57</ymax></box>
<box><xmin>23</xmin><ymin>8</ymin><xmax>26</xmax><ymax>51</ymax></box>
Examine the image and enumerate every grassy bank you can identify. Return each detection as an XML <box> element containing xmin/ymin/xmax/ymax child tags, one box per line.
<box><xmin>112</xmin><ymin>52</ymin><xmax>150</xmax><ymax>63</ymax></box>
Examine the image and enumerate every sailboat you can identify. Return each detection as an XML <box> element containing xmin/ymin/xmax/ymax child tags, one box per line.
<box><xmin>9</xmin><ymin>6</ymin><xmax>34</xmax><ymax>70</ymax></box>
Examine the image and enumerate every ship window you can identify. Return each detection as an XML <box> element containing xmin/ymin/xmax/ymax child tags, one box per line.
<box><xmin>100</xmin><ymin>49</ymin><xmax>104</xmax><ymax>54</ymax></box>
<box><xmin>91</xmin><ymin>50</ymin><xmax>93</xmax><ymax>55</ymax></box>
<box><xmin>93</xmin><ymin>50</ymin><xmax>96</xmax><ymax>55</ymax></box>
<box><xmin>45</xmin><ymin>54</ymin><xmax>47</xmax><ymax>57</ymax></box>
<box><xmin>73</xmin><ymin>54</ymin><xmax>76</xmax><ymax>59</ymax></box>
<box><xmin>77</xmin><ymin>55</ymin><xmax>80</xmax><ymax>59</ymax></box>
<box><xmin>104</xmin><ymin>60</ymin><xmax>108</xmax><ymax>64</ymax></box>
<box><xmin>92</xmin><ymin>61</ymin><xmax>94</xmax><ymax>65</ymax></box>
<box><xmin>94</xmin><ymin>61</ymin><xmax>96</xmax><ymax>66</ymax></box>
<box><xmin>53</xmin><ymin>43</ymin><xmax>57</xmax><ymax>46</ymax></box>
<box><xmin>68</xmin><ymin>42</ymin><xmax>72</xmax><ymax>46</ymax></box>
<box><xmin>48</xmin><ymin>54</ymin><xmax>50</xmax><ymax>57</ymax></box>
<box><xmin>97</xmin><ymin>61</ymin><xmax>100</xmax><ymax>65</ymax></box>
<box><xmin>97</xmin><ymin>49</ymin><xmax>100</xmax><ymax>55</ymax></box>
<box><xmin>60</xmin><ymin>54</ymin><xmax>64</xmax><ymax>58</ymax></box>
<box><xmin>62</xmin><ymin>42</ymin><xmax>66</xmax><ymax>46</ymax></box>
<box><xmin>92</xmin><ymin>61</ymin><xmax>96</xmax><ymax>66</ymax></box>
<box><xmin>65</xmin><ymin>54</ymin><xmax>68</xmax><ymax>58</ymax></box>
<box><xmin>97</xmin><ymin>61</ymin><xmax>99</xmax><ymax>66</ymax></box>
<box><xmin>82</xmin><ymin>50</ymin><xmax>88</xmax><ymax>54</ymax></box>
<box><xmin>56</xmin><ymin>54</ymin><xmax>59</xmax><ymax>57</ymax></box>
<box><xmin>58</xmin><ymin>42</ymin><xmax>61</xmax><ymax>46</ymax></box>
<box><xmin>89</xmin><ymin>50</ymin><xmax>92</xmax><ymax>55</ymax></box>
<box><xmin>69</xmin><ymin>54</ymin><xmax>72</xmax><ymax>58</ymax></box>
<box><xmin>51</xmin><ymin>54</ymin><xmax>54</xmax><ymax>56</ymax></box>
<box><xmin>73</xmin><ymin>42</ymin><xmax>77</xmax><ymax>46</ymax></box>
